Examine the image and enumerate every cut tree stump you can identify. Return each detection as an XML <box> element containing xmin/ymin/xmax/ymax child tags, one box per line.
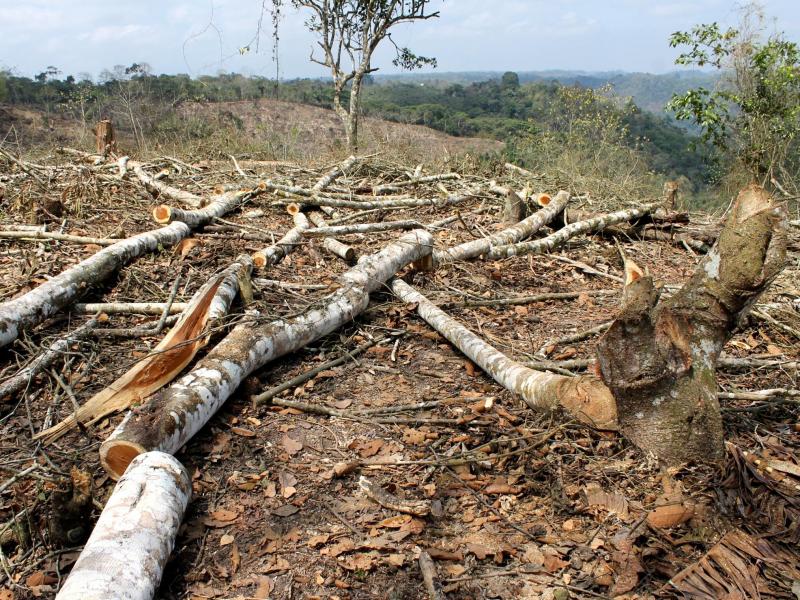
<box><xmin>54</xmin><ymin>451</ymin><xmax>190</xmax><ymax>600</ymax></box>
<box><xmin>596</xmin><ymin>184</ymin><xmax>787</xmax><ymax>463</ymax></box>
<box><xmin>94</xmin><ymin>120</ymin><xmax>116</xmax><ymax>156</ymax></box>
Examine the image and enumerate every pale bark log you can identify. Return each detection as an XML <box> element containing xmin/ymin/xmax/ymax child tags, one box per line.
<box><xmin>0</xmin><ymin>318</ymin><xmax>97</xmax><ymax>402</ymax></box>
<box><xmin>311</xmin><ymin>155</ymin><xmax>359</xmax><ymax>193</ymax></box>
<box><xmin>73</xmin><ymin>302</ymin><xmax>189</xmax><ymax>315</ymax></box>
<box><xmin>488</xmin><ymin>202</ymin><xmax>660</xmax><ymax>259</ymax></box>
<box><xmin>372</xmin><ymin>173</ymin><xmax>459</xmax><ymax>195</ymax></box>
<box><xmin>0</xmin><ymin>231</ymin><xmax>115</xmax><ymax>246</ymax></box>
<box><xmin>434</xmin><ymin>191</ymin><xmax>570</xmax><ymax>265</ymax></box>
<box><xmin>131</xmin><ymin>162</ymin><xmax>203</xmax><ymax>208</ymax></box>
<box><xmin>253</xmin><ymin>213</ymin><xmax>310</xmax><ymax>268</ymax></box>
<box><xmin>100</xmin><ymin>231</ymin><xmax>433</xmax><ymax>477</ymax></box>
<box><xmin>54</xmin><ymin>451</ymin><xmax>190</xmax><ymax>600</ymax></box>
<box><xmin>303</xmin><ymin>220</ymin><xmax>422</xmax><ymax>237</ymax></box>
<box><xmin>152</xmin><ymin>191</ymin><xmax>248</xmax><ymax>228</ymax></box>
<box><xmin>391</xmin><ymin>279</ymin><xmax>617</xmax><ymax>430</ymax></box>
<box><xmin>637</xmin><ymin>228</ymin><xmax>710</xmax><ymax>253</ymax></box>
<box><xmin>0</xmin><ymin>222</ymin><xmax>190</xmax><ymax>349</ymax></box>
<box><xmin>307</xmin><ymin>213</ymin><xmax>355</xmax><ymax>262</ymax></box>
<box><xmin>504</xmin><ymin>163</ymin><xmax>536</xmax><ymax>177</ymax></box>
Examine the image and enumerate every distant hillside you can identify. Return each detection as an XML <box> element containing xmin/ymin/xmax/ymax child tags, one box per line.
<box><xmin>374</xmin><ymin>70</ymin><xmax>720</xmax><ymax>115</ymax></box>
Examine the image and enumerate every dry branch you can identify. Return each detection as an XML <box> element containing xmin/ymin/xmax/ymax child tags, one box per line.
<box><xmin>73</xmin><ymin>302</ymin><xmax>189</xmax><ymax>315</ymax></box>
<box><xmin>303</xmin><ymin>219</ymin><xmax>422</xmax><ymax>237</ymax></box>
<box><xmin>307</xmin><ymin>212</ymin><xmax>356</xmax><ymax>262</ymax></box>
<box><xmin>0</xmin><ymin>318</ymin><xmax>97</xmax><ymax>402</ymax></box>
<box><xmin>99</xmin><ymin>230</ymin><xmax>434</xmax><ymax>477</ymax></box>
<box><xmin>253</xmin><ymin>212</ymin><xmax>310</xmax><ymax>268</ymax></box>
<box><xmin>152</xmin><ymin>190</ymin><xmax>250</xmax><ymax>227</ymax></box>
<box><xmin>434</xmin><ymin>191</ymin><xmax>569</xmax><ymax>265</ymax></box>
<box><xmin>130</xmin><ymin>161</ymin><xmax>203</xmax><ymax>208</ymax></box>
<box><xmin>488</xmin><ymin>202</ymin><xmax>661</xmax><ymax>259</ymax></box>
<box><xmin>54</xmin><ymin>451</ymin><xmax>190</xmax><ymax>600</ymax></box>
<box><xmin>0</xmin><ymin>230</ymin><xmax>116</xmax><ymax>246</ymax></box>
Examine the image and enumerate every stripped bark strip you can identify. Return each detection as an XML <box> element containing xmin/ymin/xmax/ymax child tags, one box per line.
<box><xmin>0</xmin><ymin>222</ymin><xmax>190</xmax><ymax>349</ymax></box>
<box><xmin>488</xmin><ymin>202</ymin><xmax>661</xmax><ymax>259</ymax></box>
<box><xmin>308</xmin><ymin>212</ymin><xmax>355</xmax><ymax>262</ymax></box>
<box><xmin>0</xmin><ymin>317</ymin><xmax>98</xmax><ymax>402</ymax></box>
<box><xmin>434</xmin><ymin>191</ymin><xmax>570</xmax><ymax>265</ymax></box>
<box><xmin>152</xmin><ymin>190</ymin><xmax>250</xmax><ymax>228</ymax></box>
<box><xmin>391</xmin><ymin>279</ymin><xmax>617</xmax><ymax>430</ymax></box>
<box><xmin>130</xmin><ymin>161</ymin><xmax>203</xmax><ymax>208</ymax></box>
<box><xmin>253</xmin><ymin>213</ymin><xmax>310</xmax><ymax>268</ymax></box>
<box><xmin>100</xmin><ymin>230</ymin><xmax>434</xmax><ymax>478</ymax></box>
<box><xmin>54</xmin><ymin>451</ymin><xmax>190</xmax><ymax>600</ymax></box>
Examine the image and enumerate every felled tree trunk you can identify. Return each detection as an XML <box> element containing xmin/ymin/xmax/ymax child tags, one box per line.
<box><xmin>100</xmin><ymin>231</ymin><xmax>433</xmax><ymax>478</ymax></box>
<box><xmin>0</xmin><ymin>222</ymin><xmax>190</xmax><ymax>349</ymax></box>
<box><xmin>54</xmin><ymin>451</ymin><xmax>190</xmax><ymax>600</ymax></box>
<box><xmin>596</xmin><ymin>185</ymin><xmax>787</xmax><ymax>463</ymax></box>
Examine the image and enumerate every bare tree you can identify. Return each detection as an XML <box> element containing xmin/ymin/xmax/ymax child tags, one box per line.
<box><xmin>285</xmin><ymin>0</ymin><xmax>439</xmax><ymax>152</ymax></box>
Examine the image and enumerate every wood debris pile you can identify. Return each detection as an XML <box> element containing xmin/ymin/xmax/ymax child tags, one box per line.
<box><xmin>0</xmin><ymin>147</ymin><xmax>798</xmax><ymax>599</ymax></box>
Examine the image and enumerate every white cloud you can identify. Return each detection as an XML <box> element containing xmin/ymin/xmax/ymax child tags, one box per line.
<box><xmin>78</xmin><ymin>24</ymin><xmax>152</xmax><ymax>44</ymax></box>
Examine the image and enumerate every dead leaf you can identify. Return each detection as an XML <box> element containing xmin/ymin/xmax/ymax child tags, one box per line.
<box><xmin>220</xmin><ymin>534</ymin><xmax>235</xmax><ymax>546</ymax></box>
<box><xmin>253</xmin><ymin>576</ymin><xmax>274</xmax><ymax>599</ymax></box>
<box><xmin>308</xmin><ymin>534</ymin><xmax>330</xmax><ymax>548</ymax></box>
<box><xmin>426</xmin><ymin>548</ymin><xmax>463</xmax><ymax>561</ymax></box>
<box><xmin>231</xmin><ymin>426</ymin><xmax>255</xmax><ymax>437</ymax></box>
<box><xmin>272</xmin><ymin>504</ymin><xmax>299</xmax><ymax>517</ymax></box>
<box><xmin>282</xmin><ymin>434</ymin><xmax>303</xmax><ymax>456</ymax></box>
<box><xmin>466</xmin><ymin>543</ymin><xmax>492</xmax><ymax>560</ymax></box>
<box><xmin>647</xmin><ymin>503</ymin><xmax>694</xmax><ymax>528</ymax></box>
<box><xmin>26</xmin><ymin>572</ymin><xmax>57</xmax><ymax>587</ymax></box>
<box><xmin>174</xmin><ymin>237</ymin><xmax>203</xmax><ymax>259</ymax></box>
<box><xmin>384</xmin><ymin>553</ymin><xmax>405</xmax><ymax>567</ymax></box>
<box><xmin>231</xmin><ymin>543</ymin><xmax>241</xmax><ymax>573</ymax></box>
<box><xmin>358</xmin><ymin>439</ymin><xmax>384</xmax><ymax>458</ymax></box>
<box><xmin>333</xmin><ymin>398</ymin><xmax>352</xmax><ymax>409</ymax></box>
<box><xmin>583</xmin><ymin>484</ymin><xmax>630</xmax><ymax>520</ymax></box>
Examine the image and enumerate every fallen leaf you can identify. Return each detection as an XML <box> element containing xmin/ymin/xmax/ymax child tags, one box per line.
<box><xmin>333</xmin><ymin>398</ymin><xmax>352</xmax><ymax>409</ymax></box>
<box><xmin>647</xmin><ymin>503</ymin><xmax>694</xmax><ymax>528</ymax></box>
<box><xmin>174</xmin><ymin>237</ymin><xmax>203</xmax><ymax>259</ymax></box>
<box><xmin>308</xmin><ymin>534</ymin><xmax>330</xmax><ymax>548</ymax></box>
<box><xmin>282</xmin><ymin>434</ymin><xmax>303</xmax><ymax>456</ymax></box>
<box><xmin>466</xmin><ymin>543</ymin><xmax>492</xmax><ymax>560</ymax></box>
<box><xmin>583</xmin><ymin>484</ymin><xmax>630</xmax><ymax>520</ymax></box>
<box><xmin>231</xmin><ymin>543</ymin><xmax>241</xmax><ymax>573</ymax></box>
<box><xmin>384</xmin><ymin>553</ymin><xmax>405</xmax><ymax>567</ymax></box>
<box><xmin>220</xmin><ymin>534</ymin><xmax>235</xmax><ymax>546</ymax></box>
<box><xmin>253</xmin><ymin>576</ymin><xmax>274</xmax><ymax>599</ymax></box>
<box><xmin>231</xmin><ymin>426</ymin><xmax>255</xmax><ymax>437</ymax></box>
<box><xmin>26</xmin><ymin>572</ymin><xmax>58</xmax><ymax>587</ymax></box>
<box><xmin>272</xmin><ymin>504</ymin><xmax>300</xmax><ymax>517</ymax></box>
<box><xmin>358</xmin><ymin>439</ymin><xmax>384</xmax><ymax>458</ymax></box>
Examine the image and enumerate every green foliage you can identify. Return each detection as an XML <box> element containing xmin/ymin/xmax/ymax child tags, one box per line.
<box><xmin>667</xmin><ymin>12</ymin><xmax>800</xmax><ymax>180</ymax></box>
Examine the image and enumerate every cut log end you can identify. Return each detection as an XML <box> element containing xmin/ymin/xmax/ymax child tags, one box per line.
<box><xmin>535</xmin><ymin>193</ymin><xmax>551</xmax><ymax>207</ymax></box>
<box><xmin>286</xmin><ymin>202</ymin><xmax>301</xmax><ymax>216</ymax></box>
<box><xmin>213</xmin><ymin>184</ymin><xmax>225</xmax><ymax>195</ymax></box>
<box><xmin>152</xmin><ymin>205</ymin><xmax>172</xmax><ymax>224</ymax></box>
<box><xmin>100</xmin><ymin>439</ymin><xmax>147</xmax><ymax>480</ymax></box>
<box><xmin>253</xmin><ymin>252</ymin><xmax>268</xmax><ymax>268</ymax></box>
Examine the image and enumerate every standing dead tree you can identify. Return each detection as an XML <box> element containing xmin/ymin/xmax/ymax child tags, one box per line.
<box><xmin>287</xmin><ymin>0</ymin><xmax>439</xmax><ymax>152</ymax></box>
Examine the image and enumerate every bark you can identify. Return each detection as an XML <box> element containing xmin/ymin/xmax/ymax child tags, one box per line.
<box><xmin>0</xmin><ymin>318</ymin><xmax>97</xmax><ymax>402</ymax></box>
<box><xmin>54</xmin><ymin>451</ymin><xmax>190</xmax><ymax>600</ymax></box>
<box><xmin>307</xmin><ymin>212</ymin><xmax>355</xmax><ymax>262</ymax></box>
<box><xmin>488</xmin><ymin>202</ymin><xmax>660</xmax><ymax>259</ymax></box>
<box><xmin>596</xmin><ymin>185</ymin><xmax>787</xmax><ymax>464</ymax></box>
<box><xmin>0</xmin><ymin>222</ymin><xmax>190</xmax><ymax>349</ymax></box>
<box><xmin>99</xmin><ymin>230</ymin><xmax>433</xmax><ymax>478</ymax></box>
<box><xmin>253</xmin><ymin>213</ymin><xmax>310</xmax><ymax>268</ymax></box>
<box><xmin>434</xmin><ymin>191</ymin><xmax>570</xmax><ymax>265</ymax></box>
<box><xmin>372</xmin><ymin>173</ymin><xmax>460</xmax><ymax>195</ymax></box>
<box><xmin>638</xmin><ymin>228</ymin><xmax>711</xmax><ymax>253</ymax></box>
<box><xmin>152</xmin><ymin>190</ymin><xmax>249</xmax><ymax>228</ymax></box>
<box><xmin>391</xmin><ymin>279</ymin><xmax>618</xmax><ymax>430</ymax></box>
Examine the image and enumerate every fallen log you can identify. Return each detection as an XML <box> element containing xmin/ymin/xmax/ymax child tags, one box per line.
<box><xmin>434</xmin><ymin>191</ymin><xmax>570</xmax><ymax>265</ymax></box>
<box><xmin>488</xmin><ymin>202</ymin><xmax>661</xmax><ymax>259</ymax></box>
<box><xmin>0</xmin><ymin>222</ymin><xmax>190</xmax><ymax>349</ymax></box>
<box><xmin>312</xmin><ymin>155</ymin><xmax>359</xmax><ymax>193</ymax></box>
<box><xmin>253</xmin><ymin>212</ymin><xmax>310</xmax><ymax>268</ymax></box>
<box><xmin>35</xmin><ymin>256</ymin><xmax>251</xmax><ymax>444</ymax></box>
<box><xmin>391</xmin><ymin>278</ymin><xmax>617</xmax><ymax>430</ymax></box>
<box><xmin>307</xmin><ymin>212</ymin><xmax>356</xmax><ymax>262</ymax></box>
<box><xmin>99</xmin><ymin>230</ymin><xmax>433</xmax><ymax>478</ymax></box>
<box><xmin>303</xmin><ymin>219</ymin><xmax>422</xmax><ymax>237</ymax></box>
<box><xmin>152</xmin><ymin>188</ymin><xmax>254</xmax><ymax>227</ymax></box>
<box><xmin>0</xmin><ymin>317</ymin><xmax>98</xmax><ymax>402</ymax></box>
<box><xmin>54</xmin><ymin>451</ymin><xmax>190</xmax><ymax>600</ymax></box>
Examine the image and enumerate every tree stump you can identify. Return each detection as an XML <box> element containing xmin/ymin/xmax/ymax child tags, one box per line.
<box><xmin>95</xmin><ymin>119</ymin><xmax>116</xmax><ymax>156</ymax></box>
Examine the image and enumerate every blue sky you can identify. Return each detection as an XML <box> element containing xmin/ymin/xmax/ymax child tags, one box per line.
<box><xmin>1</xmin><ymin>1</ymin><xmax>798</xmax><ymax>79</ymax></box>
